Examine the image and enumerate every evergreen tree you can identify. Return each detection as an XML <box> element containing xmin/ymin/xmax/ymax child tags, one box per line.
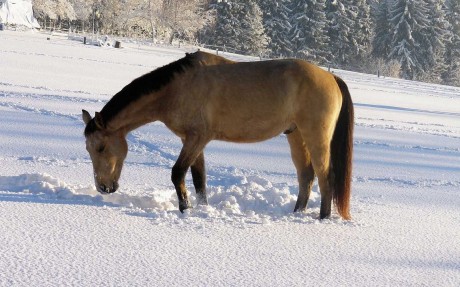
<box><xmin>326</xmin><ymin>0</ymin><xmax>353</xmax><ymax>66</ymax></box>
<box><xmin>197</xmin><ymin>0</ymin><xmax>219</xmax><ymax>45</ymax></box>
<box><xmin>288</xmin><ymin>0</ymin><xmax>330</xmax><ymax>64</ymax></box>
<box><xmin>418</xmin><ymin>0</ymin><xmax>449</xmax><ymax>83</ymax></box>
<box><xmin>388</xmin><ymin>0</ymin><xmax>430</xmax><ymax>79</ymax></box>
<box><xmin>444</xmin><ymin>0</ymin><xmax>460</xmax><ymax>86</ymax></box>
<box><xmin>372</xmin><ymin>0</ymin><xmax>392</xmax><ymax>59</ymax></box>
<box><xmin>205</xmin><ymin>0</ymin><xmax>267</xmax><ymax>55</ymax></box>
<box><xmin>259</xmin><ymin>0</ymin><xmax>292</xmax><ymax>58</ymax></box>
<box><xmin>352</xmin><ymin>0</ymin><xmax>372</xmax><ymax>63</ymax></box>
<box><xmin>238</xmin><ymin>0</ymin><xmax>268</xmax><ymax>55</ymax></box>
<box><xmin>211</xmin><ymin>1</ymin><xmax>241</xmax><ymax>51</ymax></box>
<box><xmin>326</xmin><ymin>0</ymin><xmax>371</xmax><ymax>68</ymax></box>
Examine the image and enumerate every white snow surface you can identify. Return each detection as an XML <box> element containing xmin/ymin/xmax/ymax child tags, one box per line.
<box><xmin>0</xmin><ymin>31</ymin><xmax>459</xmax><ymax>286</ymax></box>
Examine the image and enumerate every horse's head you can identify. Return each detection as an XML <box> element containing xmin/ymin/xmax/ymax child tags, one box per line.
<box><xmin>82</xmin><ymin>110</ymin><xmax>128</xmax><ymax>194</ymax></box>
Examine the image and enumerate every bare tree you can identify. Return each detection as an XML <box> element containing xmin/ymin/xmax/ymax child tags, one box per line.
<box><xmin>146</xmin><ymin>0</ymin><xmax>162</xmax><ymax>41</ymax></box>
<box><xmin>33</xmin><ymin>0</ymin><xmax>76</xmax><ymax>28</ymax></box>
<box><xmin>159</xmin><ymin>0</ymin><xmax>207</xmax><ymax>44</ymax></box>
<box><xmin>70</xmin><ymin>0</ymin><xmax>93</xmax><ymax>25</ymax></box>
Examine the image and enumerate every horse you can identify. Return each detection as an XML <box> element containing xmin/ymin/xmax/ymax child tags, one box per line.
<box><xmin>82</xmin><ymin>50</ymin><xmax>354</xmax><ymax>220</ymax></box>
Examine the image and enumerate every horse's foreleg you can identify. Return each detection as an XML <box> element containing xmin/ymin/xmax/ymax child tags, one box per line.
<box><xmin>287</xmin><ymin>130</ymin><xmax>315</xmax><ymax>212</ymax></box>
<box><xmin>172</xmin><ymin>136</ymin><xmax>208</xmax><ymax>212</ymax></box>
<box><xmin>171</xmin><ymin>164</ymin><xmax>190</xmax><ymax>212</ymax></box>
<box><xmin>190</xmin><ymin>152</ymin><xmax>208</xmax><ymax>206</ymax></box>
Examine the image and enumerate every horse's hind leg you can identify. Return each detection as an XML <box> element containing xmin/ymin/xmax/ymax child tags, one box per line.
<box><xmin>307</xmin><ymin>141</ymin><xmax>333</xmax><ymax>219</ymax></box>
<box><xmin>287</xmin><ymin>129</ymin><xmax>315</xmax><ymax>212</ymax></box>
<box><xmin>190</xmin><ymin>152</ymin><xmax>208</xmax><ymax>206</ymax></box>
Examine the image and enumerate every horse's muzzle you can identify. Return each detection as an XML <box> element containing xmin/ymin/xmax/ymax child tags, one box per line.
<box><xmin>97</xmin><ymin>182</ymin><xmax>119</xmax><ymax>194</ymax></box>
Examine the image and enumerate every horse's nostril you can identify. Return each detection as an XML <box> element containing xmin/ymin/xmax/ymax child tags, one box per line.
<box><xmin>98</xmin><ymin>184</ymin><xmax>109</xmax><ymax>194</ymax></box>
<box><xmin>97</xmin><ymin>182</ymin><xmax>118</xmax><ymax>194</ymax></box>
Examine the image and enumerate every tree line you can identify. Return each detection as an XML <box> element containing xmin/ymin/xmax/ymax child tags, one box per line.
<box><xmin>32</xmin><ymin>0</ymin><xmax>460</xmax><ymax>86</ymax></box>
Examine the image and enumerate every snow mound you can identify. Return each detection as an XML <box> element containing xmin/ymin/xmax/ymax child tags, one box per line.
<box><xmin>0</xmin><ymin>173</ymin><xmax>348</xmax><ymax>226</ymax></box>
<box><xmin>0</xmin><ymin>173</ymin><xmax>96</xmax><ymax>201</ymax></box>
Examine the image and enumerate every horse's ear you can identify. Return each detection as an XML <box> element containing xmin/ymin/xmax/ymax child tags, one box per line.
<box><xmin>94</xmin><ymin>112</ymin><xmax>106</xmax><ymax>129</ymax></box>
<box><xmin>82</xmin><ymin>109</ymin><xmax>92</xmax><ymax>125</ymax></box>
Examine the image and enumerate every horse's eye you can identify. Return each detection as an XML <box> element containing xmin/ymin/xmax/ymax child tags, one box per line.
<box><xmin>97</xmin><ymin>146</ymin><xmax>105</xmax><ymax>153</ymax></box>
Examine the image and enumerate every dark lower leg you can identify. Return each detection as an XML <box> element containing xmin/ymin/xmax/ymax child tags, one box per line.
<box><xmin>320</xmin><ymin>194</ymin><xmax>332</xmax><ymax>219</ymax></box>
<box><xmin>171</xmin><ymin>164</ymin><xmax>191</xmax><ymax>212</ymax></box>
<box><xmin>173</xmin><ymin>136</ymin><xmax>208</xmax><ymax>212</ymax></box>
<box><xmin>294</xmin><ymin>165</ymin><xmax>315</xmax><ymax>212</ymax></box>
<box><xmin>319</xmin><ymin>178</ymin><xmax>333</xmax><ymax>219</ymax></box>
<box><xmin>190</xmin><ymin>152</ymin><xmax>207</xmax><ymax>205</ymax></box>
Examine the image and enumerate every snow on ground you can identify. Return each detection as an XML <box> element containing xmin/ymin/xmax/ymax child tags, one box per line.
<box><xmin>0</xmin><ymin>30</ymin><xmax>459</xmax><ymax>286</ymax></box>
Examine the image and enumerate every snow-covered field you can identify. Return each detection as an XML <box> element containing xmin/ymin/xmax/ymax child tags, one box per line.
<box><xmin>1</xmin><ymin>31</ymin><xmax>459</xmax><ymax>286</ymax></box>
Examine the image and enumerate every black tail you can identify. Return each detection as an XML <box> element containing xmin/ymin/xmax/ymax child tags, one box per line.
<box><xmin>331</xmin><ymin>76</ymin><xmax>354</xmax><ymax>220</ymax></box>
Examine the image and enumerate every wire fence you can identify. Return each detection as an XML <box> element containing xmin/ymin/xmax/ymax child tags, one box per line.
<box><xmin>198</xmin><ymin>44</ymin><xmax>272</xmax><ymax>60</ymax></box>
<box><xmin>64</xmin><ymin>28</ymin><xmax>396</xmax><ymax>79</ymax></box>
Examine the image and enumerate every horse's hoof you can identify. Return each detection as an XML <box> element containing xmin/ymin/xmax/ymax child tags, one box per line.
<box><xmin>196</xmin><ymin>194</ymin><xmax>208</xmax><ymax>206</ymax></box>
<box><xmin>179</xmin><ymin>206</ymin><xmax>190</xmax><ymax>213</ymax></box>
<box><xmin>319</xmin><ymin>212</ymin><xmax>331</xmax><ymax>220</ymax></box>
<box><xmin>179</xmin><ymin>201</ymin><xmax>191</xmax><ymax>213</ymax></box>
<box><xmin>293</xmin><ymin>207</ymin><xmax>307</xmax><ymax>213</ymax></box>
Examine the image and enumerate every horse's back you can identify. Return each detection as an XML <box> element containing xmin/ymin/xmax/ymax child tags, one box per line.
<box><xmin>199</xmin><ymin>59</ymin><xmax>341</xmax><ymax>117</ymax></box>
<box><xmin>200</xmin><ymin>58</ymin><xmax>337</xmax><ymax>98</ymax></box>
<box><xmin>170</xmin><ymin>58</ymin><xmax>342</xmax><ymax>143</ymax></box>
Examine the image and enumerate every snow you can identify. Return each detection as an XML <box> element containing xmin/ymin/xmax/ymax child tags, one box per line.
<box><xmin>1</xmin><ymin>30</ymin><xmax>459</xmax><ymax>286</ymax></box>
<box><xmin>0</xmin><ymin>0</ymin><xmax>39</xmax><ymax>29</ymax></box>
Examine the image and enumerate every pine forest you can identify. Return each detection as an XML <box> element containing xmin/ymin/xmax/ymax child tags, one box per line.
<box><xmin>30</xmin><ymin>0</ymin><xmax>460</xmax><ymax>86</ymax></box>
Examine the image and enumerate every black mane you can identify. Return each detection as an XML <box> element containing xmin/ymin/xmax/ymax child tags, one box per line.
<box><xmin>85</xmin><ymin>53</ymin><xmax>197</xmax><ymax>135</ymax></box>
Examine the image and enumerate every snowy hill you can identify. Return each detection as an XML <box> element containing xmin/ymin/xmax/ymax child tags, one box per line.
<box><xmin>0</xmin><ymin>31</ymin><xmax>459</xmax><ymax>286</ymax></box>
<box><xmin>0</xmin><ymin>0</ymin><xmax>39</xmax><ymax>28</ymax></box>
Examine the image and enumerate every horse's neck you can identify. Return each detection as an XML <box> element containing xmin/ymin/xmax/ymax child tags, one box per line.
<box><xmin>104</xmin><ymin>89</ymin><xmax>168</xmax><ymax>134</ymax></box>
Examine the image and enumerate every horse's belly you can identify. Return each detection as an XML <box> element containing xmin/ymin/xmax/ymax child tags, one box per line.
<box><xmin>213</xmin><ymin>120</ymin><xmax>289</xmax><ymax>143</ymax></box>
<box><xmin>205</xmin><ymin>81</ymin><xmax>297</xmax><ymax>143</ymax></box>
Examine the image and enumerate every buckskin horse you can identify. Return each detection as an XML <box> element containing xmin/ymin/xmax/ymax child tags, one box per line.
<box><xmin>82</xmin><ymin>51</ymin><xmax>354</xmax><ymax>219</ymax></box>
